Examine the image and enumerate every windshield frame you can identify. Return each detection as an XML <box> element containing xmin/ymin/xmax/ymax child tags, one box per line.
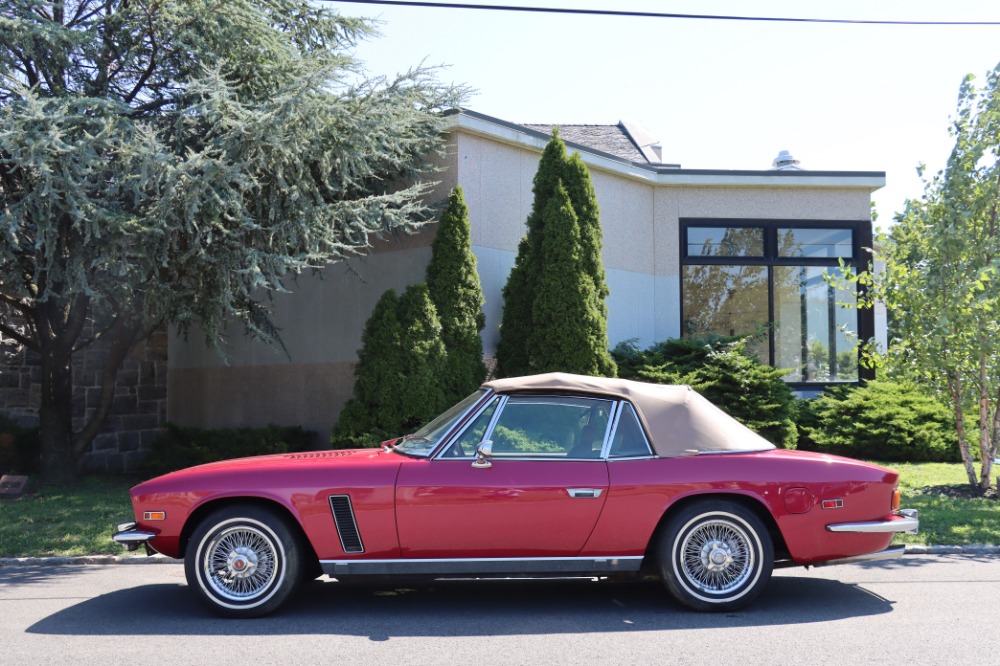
<box><xmin>392</xmin><ymin>389</ymin><xmax>492</xmax><ymax>457</ymax></box>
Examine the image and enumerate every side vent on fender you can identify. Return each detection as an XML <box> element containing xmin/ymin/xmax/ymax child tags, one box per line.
<box><xmin>328</xmin><ymin>495</ymin><xmax>365</xmax><ymax>554</ymax></box>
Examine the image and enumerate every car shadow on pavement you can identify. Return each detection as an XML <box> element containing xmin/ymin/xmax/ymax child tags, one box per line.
<box><xmin>26</xmin><ymin>574</ymin><xmax>894</xmax><ymax>638</ymax></box>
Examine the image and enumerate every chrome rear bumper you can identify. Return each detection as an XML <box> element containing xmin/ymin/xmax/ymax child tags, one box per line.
<box><xmin>112</xmin><ymin>521</ymin><xmax>157</xmax><ymax>552</ymax></box>
<box><xmin>812</xmin><ymin>544</ymin><xmax>907</xmax><ymax>568</ymax></box>
<box><xmin>826</xmin><ymin>508</ymin><xmax>919</xmax><ymax>535</ymax></box>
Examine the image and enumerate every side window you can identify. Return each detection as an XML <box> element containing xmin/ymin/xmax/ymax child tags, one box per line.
<box><xmin>608</xmin><ymin>403</ymin><xmax>654</xmax><ymax>458</ymax></box>
<box><xmin>488</xmin><ymin>396</ymin><xmax>612</xmax><ymax>459</ymax></box>
<box><xmin>440</xmin><ymin>397</ymin><xmax>500</xmax><ymax>458</ymax></box>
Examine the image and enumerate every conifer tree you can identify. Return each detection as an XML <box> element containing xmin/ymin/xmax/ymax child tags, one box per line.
<box><xmin>426</xmin><ymin>186</ymin><xmax>487</xmax><ymax>400</ymax></box>
<box><xmin>0</xmin><ymin>1</ymin><xmax>466</xmax><ymax>480</ymax></box>
<box><xmin>331</xmin><ymin>290</ymin><xmax>405</xmax><ymax>444</ymax></box>
<box><xmin>529</xmin><ymin>183</ymin><xmax>615</xmax><ymax>375</ymax></box>
<box><xmin>496</xmin><ymin>130</ymin><xmax>615</xmax><ymax>378</ymax></box>
<box><xmin>495</xmin><ymin>133</ymin><xmax>571</xmax><ymax>377</ymax></box>
<box><xmin>395</xmin><ymin>284</ymin><xmax>449</xmax><ymax>427</ymax></box>
<box><xmin>331</xmin><ymin>285</ymin><xmax>448</xmax><ymax>447</ymax></box>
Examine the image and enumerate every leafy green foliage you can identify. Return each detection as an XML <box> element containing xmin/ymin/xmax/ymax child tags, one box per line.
<box><xmin>831</xmin><ymin>65</ymin><xmax>1000</xmax><ymax>486</ymax></box>
<box><xmin>797</xmin><ymin>381</ymin><xmax>959</xmax><ymax>462</ymax></box>
<box><xmin>426</xmin><ymin>186</ymin><xmax>487</xmax><ymax>401</ymax></box>
<box><xmin>332</xmin><ymin>285</ymin><xmax>449</xmax><ymax>448</ymax></box>
<box><xmin>613</xmin><ymin>336</ymin><xmax>797</xmax><ymax>448</ymax></box>
<box><xmin>0</xmin><ymin>1</ymin><xmax>465</xmax><ymax>480</ymax></box>
<box><xmin>495</xmin><ymin>131</ymin><xmax>615</xmax><ymax>377</ymax></box>
<box><xmin>141</xmin><ymin>423</ymin><xmax>314</xmax><ymax>476</ymax></box>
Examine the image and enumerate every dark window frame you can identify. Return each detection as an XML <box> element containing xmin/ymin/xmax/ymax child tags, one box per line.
<box><xmin>680</xmin><ymin>218</ymin><xmax>875</xmax><ymax>389</ymax></box>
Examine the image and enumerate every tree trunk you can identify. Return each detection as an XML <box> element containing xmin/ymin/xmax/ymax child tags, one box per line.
<box><xmin>978</xmin><ymin>356</ymin><xmax>993</xmax><ymax>489</ymax></box>
<box><xmin>38</xmin><ymin>340</ymin><xmax>77</xmax><ymax>484</ymax></box>
<box><xmin>947</xmin><ymin>370</ymin><xmax>978</xmax><ymax>485</ymax></box>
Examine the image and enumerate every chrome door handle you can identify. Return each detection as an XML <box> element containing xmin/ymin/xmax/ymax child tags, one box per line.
<box><xmin>566</xmin><ymin>488</ymin><xmax>603</xmax><ymax>498</ymax></box>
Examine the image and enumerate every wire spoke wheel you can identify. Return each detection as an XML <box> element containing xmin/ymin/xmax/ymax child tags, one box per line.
<box><xmin>658</xmin><ymin>501</ymin><xmax>773</xmax><ymax>611</ymax></box>
<box><xmin>185</xmin><ymin>507</ymin><xmax>305</xmax><ymax>618</ymax></box>
<box><xmin>204</xmin><ymin>525</ymin><xmax>279</xmax><ymax>602</ymax></box>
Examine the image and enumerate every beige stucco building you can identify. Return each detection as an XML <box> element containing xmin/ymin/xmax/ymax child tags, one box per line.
<box><xmin>168</xmin><ymin>109</ymin><xmax>885</xmax><ymax>439</ymax></box>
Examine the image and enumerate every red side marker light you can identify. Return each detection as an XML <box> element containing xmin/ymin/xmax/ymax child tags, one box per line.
<box><xmin>821</xmin><ymin>499</ymin><xmax>844</xmax><ymax>510</ymax></box>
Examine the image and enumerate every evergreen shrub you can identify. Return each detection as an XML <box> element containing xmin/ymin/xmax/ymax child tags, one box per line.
<box><xmin>331</xmin><ymin>284</ymin><xmax>449</xmax><ymax>448</ymax></box>
<box><xmin>796</xmin><ymin>380</ymin><xmax>959</xmax><ymax>462</ymax></box>
<box><xmin>142</xmin><ymin>423</ymin><xmax>314</xmax><ymax>476</ymax></box>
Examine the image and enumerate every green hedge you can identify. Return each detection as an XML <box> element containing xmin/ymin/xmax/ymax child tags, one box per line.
<box><xmin>796</xmin><ymin>380</ymin><xmax>960</xmax><ymax>462</ymax></box>
<box><xmin>141</xmin><ymin>423</ymin><xmax>314</xmax><ymax>476</ymax></box>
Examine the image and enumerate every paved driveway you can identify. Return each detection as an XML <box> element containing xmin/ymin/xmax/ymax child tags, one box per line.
<box><xmin>1</xmin><ymin>554</ymin><xmax>998</xmax><ymax>665</ymax></box>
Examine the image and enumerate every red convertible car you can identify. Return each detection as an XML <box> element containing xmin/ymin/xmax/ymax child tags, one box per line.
<box><xmin>113</xmin><ymin>373</ymin><xmax>918</xmax><ymax>617</ymax></box>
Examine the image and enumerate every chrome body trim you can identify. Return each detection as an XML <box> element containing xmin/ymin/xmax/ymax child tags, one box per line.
<box><xmin>826</xmin><ymin>508</ymin><xmax>919</xmax><ymax>534</ymax></box>
<box><xmin>320</xmin><ymin>556</ymin><xmax>644</xmax><ymax>577</ymax></box>
<box><xmin>809</xmin><ymin>545</ymin><xmax>907</xmax><ymax>567</ymax></box>
<box><xmin>112</xmin><ymin>522</ymin><xmax>157</xmax><ymax>552</ymax></box>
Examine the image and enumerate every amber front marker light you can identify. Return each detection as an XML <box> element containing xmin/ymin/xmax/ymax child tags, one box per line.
<box><xmin>892</xmin><ymin>489</ymin><xmax>902</xmax><ymax>512</ymax></box>
<box><xmin>143</xmin><ymin>511</ymin><xmax>166</xmax><ymax>521</ymax></box>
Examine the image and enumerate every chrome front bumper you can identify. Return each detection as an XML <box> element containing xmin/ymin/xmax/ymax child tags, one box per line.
<box><xmin>112</xmin><ymin>521</ymin><xmax>157</xmax><ymax>552</ymax></box>
<box><xmin>826</xmin><ymin>508</ymin><xmax>919</xmax><ymax>535</ymax></box>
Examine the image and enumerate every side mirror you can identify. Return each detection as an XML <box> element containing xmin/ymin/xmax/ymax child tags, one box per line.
<box><xmin>471</xmin><ymin>440</ymin><xmax>493</xmax><ymax>469</ymax></box>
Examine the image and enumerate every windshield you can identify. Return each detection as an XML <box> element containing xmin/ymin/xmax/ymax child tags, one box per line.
<box><xmin>393</xmin><ymin>389</ymin><xmax>489</xmax><ymax>457</ymax></box>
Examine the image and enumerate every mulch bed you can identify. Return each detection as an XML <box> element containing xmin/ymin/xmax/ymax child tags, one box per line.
<box><xmin>916</xmin><ymin>484</ymin><xmax>998</xmax><ymax>501</ymax></box>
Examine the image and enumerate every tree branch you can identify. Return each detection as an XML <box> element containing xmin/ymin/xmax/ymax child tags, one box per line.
<box><xmin>123</xmin><ymin>6</ymin><xmax>158</xmax><ymax>104</ymax></box>
<box><xmin>0</xmin><ymin>321</ymin><xmax>37</xmax><ymax>351</ymax></box>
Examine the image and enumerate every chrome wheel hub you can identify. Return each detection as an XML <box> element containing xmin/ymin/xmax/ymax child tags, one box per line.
<box><xmin>226</xmin><ymin>547</ymin><xmax>259</xmax><ymax>579</ymax></box>
<box><xmin>702</xmin><ymin>540</ymin><xmax>734</xmax><ymax>571</ymax></box>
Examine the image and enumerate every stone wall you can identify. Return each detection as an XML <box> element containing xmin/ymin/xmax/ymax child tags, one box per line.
<box><xmin>0</xmin><ymin>327</ymin><xmax>168</xmax><ymax>473</ymax></box>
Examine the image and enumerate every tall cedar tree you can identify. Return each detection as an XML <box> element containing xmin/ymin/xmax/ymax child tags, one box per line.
<box><xmin>426</xmin><ymin>186</ymin><xmax>487</xmax><ymax>401</ymax></box>
<box><xmin>528</xmin><ymin>183</ymin><xmax>615</xmax><ymax>375</ymax></box>
<box><xmin>0</xmin><ymin>1</ymin><xmax>464</xmax><ymax>480</ymax></box>
<box><xmin>495</xmin><ymin>131</ymin><xmax>615</xmax><ymax>377</ymax></box>
<box><xmin>332</xmin><ymin>285</ymin><xmax>448</xmax><ymax>446</ymax></box>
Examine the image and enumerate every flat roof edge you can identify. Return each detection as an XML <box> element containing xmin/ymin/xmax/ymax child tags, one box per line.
<box><xmin>444</xmin><ymin>108</ymin><xmax>886</xmax><ymax>189</ymax></box>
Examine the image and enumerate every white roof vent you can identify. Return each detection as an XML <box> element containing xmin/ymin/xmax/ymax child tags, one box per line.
<box><xmin>772</xmin><ymin>149</ymin><xmax>802</xmax><ymax>170</ymax></box>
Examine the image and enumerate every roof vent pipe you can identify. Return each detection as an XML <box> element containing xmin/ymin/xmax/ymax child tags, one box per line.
<box><xmin>772</xmin><ymin>150</ymin><xmax>802</xmax><ymax>170</ymax></box>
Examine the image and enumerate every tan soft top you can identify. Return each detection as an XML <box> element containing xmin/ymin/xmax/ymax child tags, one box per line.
<box><xmin>483</xmin><ymin>372</ymin><xmax>775</xmax><ymax>458</ymax></box>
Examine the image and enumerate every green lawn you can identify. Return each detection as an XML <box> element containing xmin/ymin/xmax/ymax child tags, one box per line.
<box><xmin>890</xmin><ymin>461</ymin><xmax>1000</xmax><ymax>546</ymax></box>
<box><xmin>0</xmin><ymin>463</ymin><xmax>996</xmax><ymax>558</ymax></box>
<box><xmin>0</xmin><ymin>476</ymin><xmax>138</xmax><ymax>558</ymax></box>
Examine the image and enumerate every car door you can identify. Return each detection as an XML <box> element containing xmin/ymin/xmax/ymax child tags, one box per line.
<box><xmin>395</xmin><ymin>394</ymin><xmax>614</xmax><ymax>558</ymax></box>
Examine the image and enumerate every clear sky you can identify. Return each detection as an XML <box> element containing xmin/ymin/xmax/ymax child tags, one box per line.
<box><xmin>329</xmin><ymin>0</ymin><xmax>1000</xmax><ymax>228</ymax></box>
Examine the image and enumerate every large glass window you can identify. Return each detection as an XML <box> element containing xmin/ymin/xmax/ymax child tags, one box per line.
<box><xmin>681</xmin><ymin>220</ymin><xmax>872</xmax><ymax>386</ymax></box>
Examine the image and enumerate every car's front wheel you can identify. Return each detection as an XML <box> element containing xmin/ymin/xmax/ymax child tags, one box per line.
<box><xmin>185</xmin><ymin>506</ymin><xmax>303</xmax><ymax>618</ymax></box>
<box><xmin>657</xmin><ymin>499</ymin><xmax>773</xmax><ymax>611</ymax></box>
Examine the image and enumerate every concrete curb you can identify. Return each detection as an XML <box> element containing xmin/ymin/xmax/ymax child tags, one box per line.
<box><xmin>1</xmin><ymin>545</ymin><xmax>998</xmax><ymax>567</ymax></box>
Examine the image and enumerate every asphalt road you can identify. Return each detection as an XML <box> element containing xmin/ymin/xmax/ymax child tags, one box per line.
<box><xmin>1</xmin><ymin>554</ymin><xmax>998</xmax><ymax>665</ymax></box>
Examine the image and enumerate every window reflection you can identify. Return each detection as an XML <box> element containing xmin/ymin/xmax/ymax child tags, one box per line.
<box><xmin>778</xmin><ymin>228</ymin><xmax>852</xmax><ymax>258</ymax></box>
<box><xmin>682</xmin><ymin>265</ymin><xmax>769</xmax><ymax>361</ymax></box>
<box><xmin>687</xmin><ymin>227</ymin><xmax>765</xmax><ymax>257</ymax></box>
<box><xmin>773</xmin><ymin>266</ymin><xmax>858</xmax><ymax>382</ymax></box>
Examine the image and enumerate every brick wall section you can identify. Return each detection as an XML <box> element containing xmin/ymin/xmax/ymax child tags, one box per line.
<box><xmin>0</xmin><ymin>327</ymin><xmax>168</xmax><ymax>472</ymax></box>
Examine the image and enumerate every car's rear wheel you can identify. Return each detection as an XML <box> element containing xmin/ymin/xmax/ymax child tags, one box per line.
<box><xmin>657</xmin><ymin>499</ymin><xmax>773</xmax><ymax>611</ymax></box>
<box><xmin>185</xmin><ymin>506</ymin><xmax>303</xmax><ymax>618</ymax></box>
